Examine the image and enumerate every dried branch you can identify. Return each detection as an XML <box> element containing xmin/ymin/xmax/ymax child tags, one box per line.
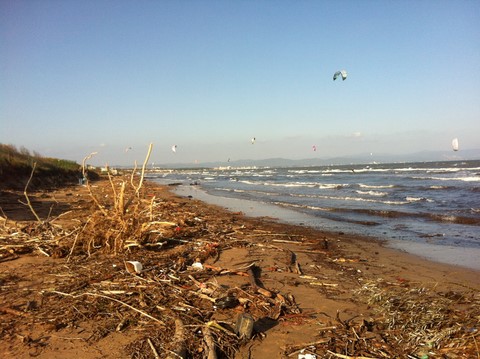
<box><xmin>50</xmin><ymin>290</ymin><xmax>166</xmax><ymax>325</ymax></box>
<box><xmin>81</xmin><ymin>152</ymin><xmax>108</xmax><ymax>216</ymax></box>
<box><xmin>23</xmin><ymin>162</ymin><xmax>42</xmax><ymax>223</ymax></box>
<box><xmin>123</xmin><ymin>143</ymin><xmax>153</xmax><ymax>213</ymax></box>
<box><xmin>147</xmin><ymin>338</ymin><xmax>161</xmax><ymax>359</ymax></box>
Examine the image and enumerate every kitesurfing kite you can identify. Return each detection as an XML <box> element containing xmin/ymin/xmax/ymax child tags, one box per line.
<box><xmin>312</xmin><ymin>145</ymin><xmax>317</xmax><ymax>152</ymax></box>
<box><xmin>333</xmin><ymin>70</ymin><xmax>347</xmax><ymax>81</ymax></box>
<box><xmin>251</xmin><ymin>137</ymin><xmax>256</xmax><ymax>144</ymax></box>
<box><xmin>171</xmin><ymin>145</ymin><xmax>177</xmax><ymax>153</ymax></box>
<box><xmin>452</xmin><ymin>138</ymin><xmax>459</xmax><ymax>152</ymax></box>
<box><xmin>125</xmin><ymin>146</ymin><xmax>132</xmax><ymax>152</ymax></box>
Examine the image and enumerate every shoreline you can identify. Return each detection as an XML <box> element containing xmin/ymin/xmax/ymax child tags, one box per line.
<box><xmin>172</xmin><ymin>183</ymin><xmax>480</xmax><ymax>271</ymax></box>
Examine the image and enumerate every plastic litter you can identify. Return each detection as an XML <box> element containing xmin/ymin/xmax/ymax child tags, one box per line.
<box><xmin>298</xmin><ymin>353</ymin><xmax>316</xmax><ymax>359</ymax></box>
<box><xmin>235</xmin><ymin>313</ymin><xmax>254</xmax><ymax>339</ymax></box>
<box><xmin>125</xmin><ymin>261</ymin><xmax>143</xmax><ymax>274</ymax></box>
<box><xmin>191</xmin><ymin>262</ymin><xmax>204</xmax><ymax>270</ymax></box>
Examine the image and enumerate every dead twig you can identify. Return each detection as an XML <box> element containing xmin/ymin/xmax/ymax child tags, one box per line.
<box><xmin>82</xmin><ymin>152</ymin><xmax>108</xmax><ymax>216</ymax></box>
<box><xmin>147</xmin><ymin>338</ymin><xmax>161</xmax><ymax>359</ymax></box>
<box><xmin>49</xmin><ymin>290</ymin><xmax>166</xmax><ymax>326</ymax></box>
<box><xmin>0</xmin><ymin>306</ymin><xmax>31</xmax><ymax>317</ymax></box>
<box><xmin>203</xmin><ymin>326</ymin><xmax>218</xmax><ymax>359</ymax></box>
<box><xmin>123</xmin><ymin>143</ymin><xmax>153</xmax><ymax>213</ymax></box>
<box><xmin>23</xmin><ymin>162</ymin><xmax>42</xmax><ymax>223</ymax></box>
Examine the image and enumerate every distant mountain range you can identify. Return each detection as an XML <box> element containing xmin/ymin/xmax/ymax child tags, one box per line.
<box><xmin>158</xmin><ymin>148</ymin><xmax>480</xmax><ymax>169</ymax></box>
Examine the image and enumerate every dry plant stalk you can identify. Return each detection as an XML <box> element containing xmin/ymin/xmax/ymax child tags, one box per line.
<box><xmin>50</xmin><ymin>290</ymin><xmax>166</xmax><ymax>325</ymax></box>
<box><xmin>147</xmin><ymin>338</ymin><xmax>161</xmax><ymax>359</ymax></box>
<box><xmin>130</xmin><ymin>160</ymin><xmax>138</xmax><ymax>189</ymax></box>
<box><xmin>106</xmin><ymin>166</ymin><xmax>119</xmax><ymax>210</ymax></box>
<box><xmin>123</xmin><ymin>143</ymin><xmax>153</xmax><ymax>214</ymax></box>
<box><xmin>82</xmin><ymin>152</ymin><xmax>108</xmax><ymax>216</ymax></box>
<box><xmin>23</xmin><ymin>162</ymin><xmax>42</xmax><ymax>223</ymax></box>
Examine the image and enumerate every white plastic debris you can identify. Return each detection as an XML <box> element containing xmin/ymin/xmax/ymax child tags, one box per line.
<box><xmin>125</xmin><ymin>261</ymin><xmax>143</xmax><ymax>274</ymax></box>
<box><xmin>298</xmin><ymin>351</ymin><xmax>316</xmax><ymax>359</ymax></box>
<box><xmin>191</xmin><ymin>262</ymin><xmax>204</xmax><ymax>270</ymax></box>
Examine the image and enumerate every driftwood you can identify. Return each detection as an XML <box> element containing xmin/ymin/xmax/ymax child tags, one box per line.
<box><xmin>166</xmin><ymin>318</ymin><xmax>187</xmax><ymax>359</ymax></box>
<box><xmin>246</xmin><ymin>265</ymin><xmax>273</xmax><ymax>298</ymax></box>
<box><xmin>202</xmin><ymin>326</ymin><xmax>218</xmax><ymax>359</ymax></box>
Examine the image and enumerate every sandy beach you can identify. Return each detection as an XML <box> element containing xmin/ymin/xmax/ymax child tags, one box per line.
<box><xmin>1</xmin><ymin>176</ymin><xmax>479</xmax><ymax>358</ymax></box>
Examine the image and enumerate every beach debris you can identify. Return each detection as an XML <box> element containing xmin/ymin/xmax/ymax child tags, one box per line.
<box><xmin>147</xmin><ymin>338</ymin><xmax>160</xmax><ymax>359</ymax></box>
<box><xmin>215</xmin><ymin>296</ymin><xmax>239</xmax><ymax>309</ymax></box>
<box><xmin>166</xmin><ymin>318</ymin><xmax>187</xmax><ymax>359</ymax></box>
<box><xmin>333</xmin><ymin>69</ymin><xmax>347</xmax><ymax>81</ymax></box>
<box><xmin>125</xmin><ymin>260</ymin><xmax>143</xmax><ymax>274</ymax></box>
<box><xmin>298</xmin><ymin>351</ymin><xmax>317</xmax><ymax>359</ymax></box>
<box><xmin>235</xmin><ymin>313</ymin><xmax>255</xmax><ymax>340</ymax></box>
<box><xmin>202</xmin><ymin>326</ymin><xmax>218</xmax><ymax>359</ymax></box>
<box><xmin>246</xmin><ymin>264</ymin><xmax>273</xmax><ymax>297</ymax></box>
<box><xmin>191</xmin><ymin>261</ymin><xmax>204</xmax><ymax>270</ymax></box>
<box><xmin>285</xmin><ymin>249</ymin><xmax>303</xmax><ymax>274</ymax></box>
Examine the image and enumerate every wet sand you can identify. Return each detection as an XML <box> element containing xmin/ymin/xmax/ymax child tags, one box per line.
<box><xmin>174</xmin><ymin>184</ymin><xmax>480</xmax><ymax>271</ymax></box>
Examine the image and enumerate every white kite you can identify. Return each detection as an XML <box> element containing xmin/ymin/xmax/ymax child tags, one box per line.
<box><xmin>452</xmin><ymin>138</ymin><xmax>459</xmax><ymax>152</ymax></box>
<box><xmin>251</xmin><ymin>137</ymin><xmax>256</xmax><ymax>144</ymax></box>
<box><xmin>171</xmin><ymin>145</ymin><xmax>177</xmax><ymax>153</ymax></box>
<box><xmin>333</xmin><ymin>70</ymin><xmax>347</xmax><ymax>81</ymax></box>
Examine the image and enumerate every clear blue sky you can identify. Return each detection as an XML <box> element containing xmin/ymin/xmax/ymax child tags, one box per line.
<box><xmin>1</xmin><ymin>0</ymin><xmax>479</xmax><ymax>166</ymax></box>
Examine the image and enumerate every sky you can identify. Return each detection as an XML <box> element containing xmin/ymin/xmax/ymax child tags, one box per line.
<box><xmin>1</xmin><ymin>0</ymin><xmax>479</xmax><ymax>167</ymax></box>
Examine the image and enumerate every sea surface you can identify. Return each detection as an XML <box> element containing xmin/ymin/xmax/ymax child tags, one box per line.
<box><xmin>148</xmin><ymin>160</ymin><xmax>480</xmax><ymax>269</ymax></box>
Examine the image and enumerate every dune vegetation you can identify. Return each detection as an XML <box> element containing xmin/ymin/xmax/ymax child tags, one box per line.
<box><xmin>0</xmin><ymin>144</ymin><xmax>82</xmax><ymax>190</ymax></box>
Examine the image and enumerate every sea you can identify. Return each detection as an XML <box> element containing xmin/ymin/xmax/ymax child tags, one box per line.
<box><xmin>147</xmin><ymin>160</ymin><xmax>480</xmax><ymax>270</ymax></box>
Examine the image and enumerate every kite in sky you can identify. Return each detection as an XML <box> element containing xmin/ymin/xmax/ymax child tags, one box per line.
<box><xmin>333</xmin><ymin>70</ymin><xmax>347</xmax><ymax>81</ymax></box>
<box><xmin>171</xmin><ymin>145</ymin><xmax>177</xmax><ymax>153</ymax></box>
<box><xmin>452</xmin><ymin>138</ymin><xmax>459</xmax><ymax>151</ymax></box>
<box><xmin>251</xmin><ymin>137</ymin><xmax>256</xmax><ymax>144</ymax></box>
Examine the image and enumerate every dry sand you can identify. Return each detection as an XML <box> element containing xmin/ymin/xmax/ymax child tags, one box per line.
<box><xmin>1</xmin><ymin>177</ymin><xmax>479</xmax><ymax>358</ymax></box>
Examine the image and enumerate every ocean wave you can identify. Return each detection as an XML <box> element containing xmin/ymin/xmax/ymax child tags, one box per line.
<box><xmin>287</xmin><ymin>170</ymin><xmax>322</xmax><ymax>174</ymax></box>
<box><xmin>272</xmin><ymin>201</ymin><xmax>480</xmax><ymax>226</ymax></box>
<box><xmin>427</xmin><ymin>214</ymin><xmax>480</xmax><ymax>226</ymax></box>
<box><xmin>272</xmin><ymin>201</ymin><xmax>331</xmax><ymax>212</ymax></box>
<box><xmin>358</xmin><ymin>184</ymin><xmax>395</xmax><ymax>189</ymax></box>
<box><xmin>355</xmin><ymin>190</ymin><xmax>388</xmax><ymax>196</ymax></box>
<box><xmin>236</xmin><ymin>180</ymin><xmax>348</xmax><ymax>189</ymax></box>
<box><xmin>412</xmin><ymin>176</ymin><xmax>480</xmax><ymax>182</ymax></box>
<box><xmin>289</xmin><ymin>193</ymin><xmax>409</xmax><ymax>205</ymax></box>
<box><xmin>406</xmin><ymin>196</ymin><xmax>433</xmax><ymax>203</ymax></box>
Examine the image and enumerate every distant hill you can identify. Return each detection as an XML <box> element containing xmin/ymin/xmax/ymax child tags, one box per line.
<box><xmin>158</xmin><ymin>148</ymin><xmax>480</xmax><ymax>169</ymax></box>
